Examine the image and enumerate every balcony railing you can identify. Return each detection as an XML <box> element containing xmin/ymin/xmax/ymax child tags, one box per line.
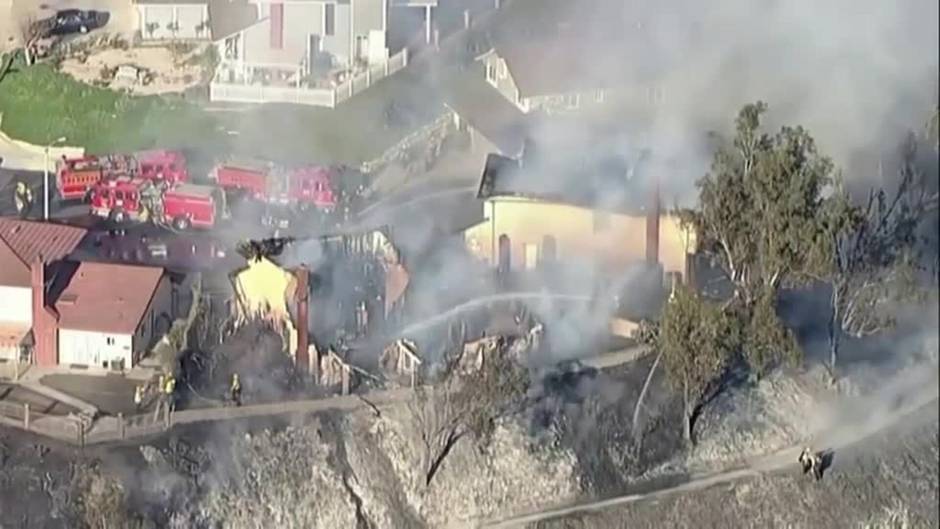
<box><xmin>209</xmin><ymin>49</ymin><xmax>409</xmax><ymax>107</ymax></box>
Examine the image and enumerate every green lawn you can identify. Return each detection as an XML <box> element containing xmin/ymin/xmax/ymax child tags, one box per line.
<box><xmin>0</xmin><ymin>58</ymin><xmax>445</xmax><ymax>170</ymax></box>
<box><xmin>0</xmin><ymin>62</ymin><xmax>227</xmax><ymax>155</ymax></box>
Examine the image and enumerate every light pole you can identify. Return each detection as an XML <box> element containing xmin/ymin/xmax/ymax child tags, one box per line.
<box><xmin>43</xmin><ymin>136</ymin><xmax>67</xmax><ymax>220</ymax></box>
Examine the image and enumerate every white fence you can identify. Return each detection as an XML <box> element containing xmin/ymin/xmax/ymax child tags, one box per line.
<box><xmin>209</xmin><ymin>49</ymin><xmax>409</xmax><ymax>108</ymax></box>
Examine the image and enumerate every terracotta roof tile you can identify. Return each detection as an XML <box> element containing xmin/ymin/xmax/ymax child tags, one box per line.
<box><xmin>55</xmin><ymin>262</ymin><xmax>166</xmax><ymax>335</ymax></box>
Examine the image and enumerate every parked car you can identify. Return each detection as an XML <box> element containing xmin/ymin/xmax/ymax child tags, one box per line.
<box><xmin>36</xmin><ymin>9</ymin><xmax>110</xmax><ymax>38</ymax></box>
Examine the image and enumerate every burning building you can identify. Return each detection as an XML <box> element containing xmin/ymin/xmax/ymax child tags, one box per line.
<box><xmin>463</xmin><ymin>141</ymin><xmax>697</xmax><ymax>301</ymax></box>
<box><xmin>227</xmin><ymin>230</ymin><xmax>411</xmax><ymax>377</ymax></box>
<box><xmin>229</xmin><ymin>247</ymin><xmax>303</xmax><ymax>365</ymax></box>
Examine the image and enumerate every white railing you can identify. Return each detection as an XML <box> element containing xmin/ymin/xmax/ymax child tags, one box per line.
<box><xmin>209</xmin><ymin>83</ymin><xmax>337</xmax><ymax>106</ymax></box>
<box><xmin>209</xmin><ymin>48</ymin><xmax>409</xmax><ymax>108</ymax></box>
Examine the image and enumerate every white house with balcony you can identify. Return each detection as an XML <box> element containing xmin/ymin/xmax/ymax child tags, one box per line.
<box><xmin>208</xmin><ymin>0</ymin><xmax>426</xmax><ymax>107</ymax></box>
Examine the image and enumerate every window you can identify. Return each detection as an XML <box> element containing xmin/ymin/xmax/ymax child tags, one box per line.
<box><xmin>355</xmin><ymin>35</ymin><xmax>367</xmax><ymax>59</ymax></box>
<box><xmin>486</xmin><ymin>63</ymin><xmax>497</xmax><ymax>83</ymax></box>
<box><xmin>565</xmin><ymin>93</ymin><xmax>580</xmax><ymax>108</ymax></box>
<box><xmin>595</xmin><ymin>89</ymin><xmax>606</xmax><ymax>103</ymax></box>
<box><xmin>224</xmin><ymin>35</ymin><xmax>239</xmax><ymax>60</ymax></box>
<box><xmin>106</xmin><ymin>337</ymin><xmax>115</xmax><ymax>346</ymax></box>
<box><xmin>324</xmin><ymin>4</ymin><xmax>335</xmax><ymax>36</ymax></box>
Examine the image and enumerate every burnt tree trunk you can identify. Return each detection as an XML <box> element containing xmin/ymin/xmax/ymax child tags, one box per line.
<box><xmin>682</xmin><ymin>379</ymin><xmax>695</xmax><ymax>446</ymax></box>
<box><xmin>632</xmin><ymin>351</ymin><xmax>662</xmax><ymax>445</ymax></box>
<box><xmin>425</xmin><ymin>428</ymin><xmax>464</xmax><ymax>487</ymax></box>
<box><xmin>827</xmin><ymin>285</ymin><xmax>842</xmax><ymax>383</ymax></box>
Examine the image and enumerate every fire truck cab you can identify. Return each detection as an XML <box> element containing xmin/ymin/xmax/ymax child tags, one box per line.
<box><xmin>89</xmin><ymin>177</ymin><xmax>154</xmax><ymax>223</ymax></box>
<box><xmin>56</xmin><ymin>156</ymin><xmax>104</xmax><ymax>201</ymax></box>
<box><xmin>89</xmin><ymin>178</ymin><xmax>224</xmax><ymax>230</ymax></box>
<box><xmin>209</xmin><ymin>159</ymin><xmax>336</xmax><ymax>209</ymax></box>
<box><xmin>56</xmin><ymin>150</ymin><xmax>189</xmax><ymax>202</ymax></box>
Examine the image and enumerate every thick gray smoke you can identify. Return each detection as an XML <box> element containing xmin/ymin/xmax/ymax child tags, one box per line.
<box><xmin>534</xmin><ymin>0</ymin><xmax>939</xmax><ymax>203</ymax></box>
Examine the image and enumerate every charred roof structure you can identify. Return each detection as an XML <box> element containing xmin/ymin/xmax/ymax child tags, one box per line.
<box><xmin>477</xmin><ymin>137</ymin><xmax>654</xmax><ymax>215</ymax></box>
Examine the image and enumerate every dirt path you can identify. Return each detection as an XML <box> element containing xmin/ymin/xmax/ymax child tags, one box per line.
<box><xmin>482</xmin><ymin>372</ymin><xmax>939</xmax><ymax>528</ymax></box>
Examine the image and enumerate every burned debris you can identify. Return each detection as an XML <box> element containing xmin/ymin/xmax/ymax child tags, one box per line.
<box><xmin>235</xmin><ymin>237</ymin><xmax>294</xmax><ymax>261</ymax></box>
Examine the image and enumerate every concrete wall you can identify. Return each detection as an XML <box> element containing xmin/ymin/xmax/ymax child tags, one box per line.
<box><xmin>463</xmin><ymin>198</ymin><xmax>695</xmax><ymax>278</ymax></box>
<box><xmin>58</xmin><ymin>329</ymin><xmax>133</xmax><ymax>368</ymax></box>
<box><xmin>138</xmin><ymin>4</ymin><xmax>210</xmax><ymax>40</ymax></box>
<box><xmin>0</xmin><ymin>286</ymin><xmax>31</xmax><ymax>325</ymax></box>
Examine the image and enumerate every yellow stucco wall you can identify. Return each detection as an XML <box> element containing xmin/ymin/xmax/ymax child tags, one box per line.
<box><xmin>464</xmin><ymin>198</ymin><xmax>696</xmax><ymax>278</ymax></box>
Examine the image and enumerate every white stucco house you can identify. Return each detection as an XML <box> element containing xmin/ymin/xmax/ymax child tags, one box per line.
<box><xmin>208</xmin><ymin>0</ymin><xmax>423</xmax><ymax>106</ymax></box>
<box><xmin>54</xmin><ymin>261</ymin><xmax>174</xmax><ymax>370</ymax></box>
<box><xmin>0</xmin><ymin>219</ymin><xmax>179</xmax><ymax>370</ymax></box>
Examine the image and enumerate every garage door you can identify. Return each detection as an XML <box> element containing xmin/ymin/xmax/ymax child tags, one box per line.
<box><xmin>59</xmin><ymin>331</ymin><xmax>100</xmax><ymax>367</ymax></box>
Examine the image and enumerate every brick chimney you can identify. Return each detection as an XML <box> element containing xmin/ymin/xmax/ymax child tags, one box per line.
<box><xmin>294</xmin><ymin>266</ymin><xmax>310</xmax><ymax>374</ymax></box>
<box><xmin>645</xmin><ymin>178</ymin><xmax>661</xmax><ymax>265</ymax></box>
<box><xmin>30</xmin><ymin>259</ymin><xmax>58</xmax><ymax>367</ymax></box>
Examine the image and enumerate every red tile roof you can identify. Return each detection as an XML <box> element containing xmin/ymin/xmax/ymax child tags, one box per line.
<box><xmin>0</xmin><ymin>238</ymin><xmax>31</xmax><ymax>286</ymax></box>
<box><xmin>55</xmin><ymin>262</ymin><xmax>166</xmax><ymax>335</ymax></box>
<box><xmin>0</xmin><ymin>218</ymin><xmax>87</xmax><ymax>287</ymax></box>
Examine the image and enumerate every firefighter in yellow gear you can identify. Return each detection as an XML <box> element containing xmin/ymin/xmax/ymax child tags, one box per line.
<box><xmin>14</xmin><ymin>181</ymin><xmax>33</xmax><ymax>218</ymax></box>
<box><xmin>163</xmin><ymin>374</ymin><xmax>177</xmax><ymax>413</ymax></box>
<box><xmin>230</xmin><ymin>373</ymin><xmax>242</xmax><ymax>407</ymax></box>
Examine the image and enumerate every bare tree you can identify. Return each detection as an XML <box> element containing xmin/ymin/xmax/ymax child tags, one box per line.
<box><xmin>16</xmin><ymin>14</ymin><xmax>43</xmax><ymax>66</ymax></box>
<box><xmin>821</xmin><ymin>136</ymin><xmax>933</xmax><ymax>379</ymax></box>
<box><xmin>409</xmin><ymin>347</ymin><xmax>529</xmax><ymax>487</ymax></box>
<box><xmin>145</xmin><ymin>22</ymin><xmax>160</xmax><ymax>40</ymax></box>
<box><xmin>167</xmin><ymin>21</ymin><xmax>181</xmax><ymax>40</ymax></box>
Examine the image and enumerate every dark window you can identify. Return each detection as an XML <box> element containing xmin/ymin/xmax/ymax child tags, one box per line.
<box><xmin>324</xmin><ymin>4</ymin><xmax>335</xmax><ymax>36</ymax></box>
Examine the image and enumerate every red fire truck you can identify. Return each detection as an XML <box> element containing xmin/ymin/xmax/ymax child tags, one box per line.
<box><xmin>56</xmin><ymin>149</ymin><xmax>189</xmax><ymax>201</ymax></box>
<box><xmin>89</xmin><ymin>177</ymin><xmax>226</xmax><ymax>230</ymax></box>
<box><xmin>208</xmin><ymin>158</ymin><xmax>336</xmax><ymax>209</ymax></box>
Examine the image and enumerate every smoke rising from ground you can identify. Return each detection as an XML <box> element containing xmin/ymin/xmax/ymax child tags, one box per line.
<box><xmin>517</xmin><ymin>0</ymin><xmax>939</xmax><ymax>204</ymax></box>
